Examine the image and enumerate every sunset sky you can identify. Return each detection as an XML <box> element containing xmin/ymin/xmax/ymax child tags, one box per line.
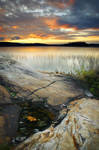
<box><xmin>0</xmin><ymin>0</ymin><xmax>99</xmax><ymax>44</ymax></box>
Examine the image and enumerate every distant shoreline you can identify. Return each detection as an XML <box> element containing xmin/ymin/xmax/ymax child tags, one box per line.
<box><xmin>0</xmin><ymin>42</ymin><xmax>99</xmax><ymax>47</ymax></box>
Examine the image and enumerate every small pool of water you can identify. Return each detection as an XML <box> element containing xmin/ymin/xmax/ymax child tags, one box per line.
<box><xmin>12</xmin><ymin>101</ymin><xmax>56</xmax><ymax>145</ymax></box>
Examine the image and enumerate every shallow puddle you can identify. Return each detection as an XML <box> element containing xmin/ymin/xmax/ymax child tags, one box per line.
<box><xmin>12</xmin><ymin>101</ymin><xmax>56</xmax><ymax>144</ymax></box>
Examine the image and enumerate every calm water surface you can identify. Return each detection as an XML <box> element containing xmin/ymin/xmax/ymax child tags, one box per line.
<box><xmin>0</xmin><ymin>46</ymin><xmax>99</xmax><ymax>74</ymax></box>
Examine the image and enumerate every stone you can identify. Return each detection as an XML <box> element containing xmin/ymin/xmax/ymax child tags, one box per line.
<box><xmin>0</xmin><ymin>116</ymin><xmax>5</xmax><ymax>144</ymax></box>
<box><xmin>0</xmin><ymin>85</ymin><xmax>11</xmax><ymax>104</ymax></box>
<box><xmin>0</xmin><ymin>104</ymin><xmax>21</xmax><ymax>144</ymax></box>
<box><xmin>0</xmin><ymin>55</ymin><xmax>98</xmax><ymax>149</ymax></box>
<box><xmin>15</xmin><ymin>98</ymin><xmax>99</xmax><ymax>150</ymax></box>
<box><xmin>0</xmin><ymin>56</ymin><xmax>84</xmax><ymax>106</ymax></box>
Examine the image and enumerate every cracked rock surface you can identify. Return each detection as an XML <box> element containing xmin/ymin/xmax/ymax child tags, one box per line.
<box><xmin>0</xmin><ymin>55</ymin><xmax>99</xmax><ymax>150</ymax></box>
<box><xmin>0</xmin><ymin>56</ymin><xmax>84</xmax><ymax>106</ymax></box>
<box><xmin>16</xmin><ymin>98</ymin><xmax>99</xmax><ymax>150</ymax></box>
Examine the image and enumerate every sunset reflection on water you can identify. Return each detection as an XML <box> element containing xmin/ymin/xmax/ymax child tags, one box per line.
<box><xmin>0</xmin><ymin>46</ymin><xmax>99</xmax><ymax>74</ymax></box>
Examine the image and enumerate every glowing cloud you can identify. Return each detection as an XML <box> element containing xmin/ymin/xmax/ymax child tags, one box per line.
<box><xmin>0</xmin><ymin>26</ymin><xmax>3</xmax><ymax>31</ymax></box>
<box><xmin>0</xmin><ymin>0</ymin><xmax>99</xmax><ymax>43</ymax></box>
<box><xmin>12</xmin><ymin>26</ymin><xmax>19</xmax><ymax>29</ymax></box>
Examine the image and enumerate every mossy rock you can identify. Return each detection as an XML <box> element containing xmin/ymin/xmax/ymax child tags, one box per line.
<box><xmin>76</xmin><ymin>70</ymin><xmax>99</xmax><ymax>98</ymax></box>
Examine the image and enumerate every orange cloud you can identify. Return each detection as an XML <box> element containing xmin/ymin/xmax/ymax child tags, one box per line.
<box><xmin>60</xmin><ymin>24</ymin><xmax>78</xmax><ymax>31</ymax></box>
<box><xmin>47</xmin><ymin>0</ymin><xmax>75</xmax><ymax>9</ymax></box>
<box><xmin>91</xmin><ymin>28</ymin><xmax>99</xmax><ymax>31</ymax></box>
<box><xmin>12</xmin><ymin>26</ymin><xmax>19</xmax><ymax>29</ymax></box>
<box><xmin>44</xmin><ymin>18</ymin><xmax>58</xmax><ymax>29</ymax></box>
<box><xmin>60</xmin><ymin>0</ymin><xmax>75</xmax><ymax>8</ymax></box>
<box><xmin>29</xmin><ymin>33</ymin><xmax>42</xmax><ymax>39</ymax></box>
<box><xmin>0</xmin><ymin>26</ymin><xmax>3</xmax><ymax>31</ymax></box>
<box><xmin>29</xmin><ymin>33</ymin><xmax>53</xmax><ymax>40</ymax></box>
<box><xmin>44</xmin><ymin>18</ymin><xmax>77</xmax><ymax>31</ymax></box>
<box><xmin>66</xmin><ymin>0</ymin><xmax>75</xmax><ymax>7</ymax></box>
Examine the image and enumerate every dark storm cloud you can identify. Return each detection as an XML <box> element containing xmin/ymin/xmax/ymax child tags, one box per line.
<box><xmin>0</xmin><ymin>0</ymin><xmax>99</xmax><ymax>42</ymax></box>
<box><xmin>58</xmin><ymin>16</ymin><xmax>99</xmax><ymax>29</ymax></box>
<box><xmin>57</xmin><ymin>0</ymin><xmax>99</xmax><ymax>29</ymax></box>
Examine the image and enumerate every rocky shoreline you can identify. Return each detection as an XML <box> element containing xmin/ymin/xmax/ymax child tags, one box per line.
<box><xmin>0</xmin><ymin>56</ymin><xmax>99</xmax><ymax>150</ymax></box>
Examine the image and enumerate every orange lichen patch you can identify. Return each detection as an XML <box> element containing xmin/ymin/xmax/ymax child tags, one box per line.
<box><xmin>50</xmin><ymin>126</ymin><xmax>54</xmax><ymax>132</ymax></box>
<box><xmin>66</xmin><ymin>119</ymin><xmax>69</xmax><ymax>125</ymax></box>
<box><xmin>69</xmin><ymin>100</ymin><xmax>79</xmax><ymax>105</ymax></box>
<box><xmin>12</xmin><ymin>26</ymin><xmax>19</xmax><ymax>29</ymax></box>
<box><xmin>26</xmin><ymin>116</ymin><xmax>37</xmax><ymax>122</ymax></box>
<box><xmin>56</xmin><ymin>133</ymin><xmax>62</xmax><ymax>138</ymax></box>
<box><xmin>41</xmin><ymin>131</ymin><xmax>54</xmax><ymax>143</ymax></box>
<box><xmin>68</xmin><ymin>100</ymin><xmax>84</xmax><ymax>112</ymax></box>
<box><xmin>74</xmin><ymin>118</ymin><xmax>77</xmax><ymax>124</ymax></box>
<box><xmin>72</xmin><ymin>134</ymin><xmax>79</xmax><ymax>150</ymax></box>
<box><xmin>43</xmin><ymin>132</ymin><xmax>50</xmax><ymax>137</ymax></box>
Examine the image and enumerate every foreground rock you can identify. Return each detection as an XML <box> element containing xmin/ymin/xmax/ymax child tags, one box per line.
<box><xmin>0</xmin><ymin>85</ymin><xmax>11</xmax><ymax>104</ymax></box>
<box><xmin>0</xmin><ymin>104</ymin><xmax>21</xmax><ymax>145</ymax></box>
<box><xmin>16</xmin><ymin>98</ymin><xmax>99</xmax><ymax>150</ymax></box>
<box><xmin>0</xmin><ymin>56</ymin><xmax>85</xmax><ymax>106</ymax></box>
<box><xmin>0</xmin><ymin>55</ymin><xmax>97</xmax><ymax>149</ymax></box>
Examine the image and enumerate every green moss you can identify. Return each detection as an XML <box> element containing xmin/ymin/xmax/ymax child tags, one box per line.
<box><xmin>5</xmin><ymin>86</ymin><xmax>17</xmax><ymax>97</ymax></box>
<box><xmin>10</xmin><ymin>92</ymin><xmax>16</xmax><ymax>97</ymax></box>
<box><xmin>76</xmin><ymin>69</ymin><xmax>99</xmax><ymax>98</ymax></box>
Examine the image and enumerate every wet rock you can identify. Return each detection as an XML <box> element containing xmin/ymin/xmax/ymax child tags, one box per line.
<box><xmin>16</xmin><ymin>98</ymin><xmax>99</xmax><ymax>150</ymax></box>
<box><xmin>3</xmin><ymin>104</ymin><xmax>21</xmax><ymax>138</ymax></box>
<box><xmin>15</xmin><ymin>136</ymin><xmax>26</xmax><ymax>143</ymax></box>
<box><xmin>85</xmin><ymin>89</ymin><xmax>93</xmax><ymax>97</ymax></box>
<box><xmin>17</xmin><ymin>101</ymin><xmax>56</xmax><ymax>143</ymax></box>
<box><xmin>0</xmin><ymin>85</ymin><xmax>11</xmax><ymax>104</ymax></box>
<box><xmin>0</xmin><ymin>104</ymin><xmax>21</xmax><ymax>145</ymax></box>
<box><xmin>33</xmin><ymin>129</ymin><xmax>39</xmax><ymax>133</ymax></box>
<box><xmin>0</xmin><ymin>116</ymin><xmax>5</xmax><ymax>143</ymax></box>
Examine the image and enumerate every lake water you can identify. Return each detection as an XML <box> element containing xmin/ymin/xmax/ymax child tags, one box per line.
<box><xmin>0</xmin><ymin>46</ymin><xmax>99</xmax><ymax>74</ymax></box>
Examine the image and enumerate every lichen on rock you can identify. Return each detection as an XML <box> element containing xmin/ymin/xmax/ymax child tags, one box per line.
<box><xmin>16</xmin><ymin>98</ymin><xmax>99</xmax><ymax>150</ymax></box>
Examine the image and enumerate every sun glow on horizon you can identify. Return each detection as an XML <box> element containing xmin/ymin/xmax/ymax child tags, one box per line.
<box><xmin>0</xmin><ymin>0</ymin><xmax>99</xmax><ymax>44</ymax></box>
<box><xmin>7</xmin><ymin>35</ymin><xmax>99</xmax><ymax>44</ymax></box>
